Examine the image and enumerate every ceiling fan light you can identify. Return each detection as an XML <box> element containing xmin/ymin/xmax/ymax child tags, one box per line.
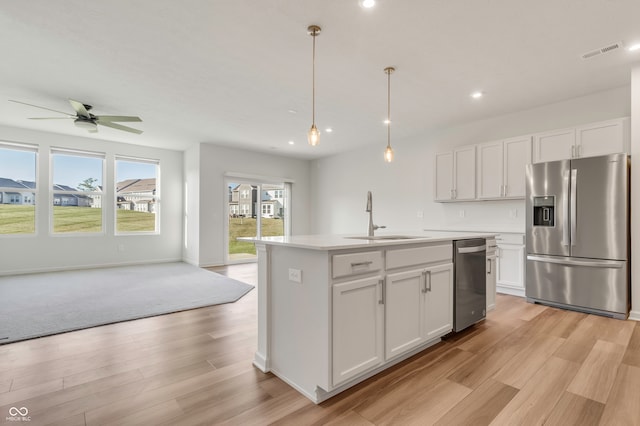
<box><xmin>74</xmin><ymin>118</ymin><xmax>97</xmax><ymax>131</ymax></box>
<box><xmin>308</xmin><ymin>124</ymin><xmax>320</xmax><ymax>146</ymax></box>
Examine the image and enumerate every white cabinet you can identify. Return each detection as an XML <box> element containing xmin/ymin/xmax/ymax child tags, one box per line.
<box><xmin>384</xmin><ymin>263</ymin><xmax>454</xmax><ymax>359</ymax></box>
<box><xmin>576</xmin><ymin>118</ymin><xmax>629</xmax><ymax>158</ymax></box>
<box><xmin>332</xmin><ymin>275</ymin><xmax>384</xmax><ymax>386</ymax></box>
<box><xmin>532</xmin><ymin>127</ymin><xmax>575</xmax><ymax>163</ymax></box>
<box><xmin>423</xmin><ymin>263</ymin><xmax>454</xmax><ymax>340</ymax></box>
<box><xmin>384</xmin><ymin>244</ymin><xmax>453</xmax><ymax>361</ymax></box>
<box><xmin>533</xmin><ymin>118</ymin><xmax>629</xmax><ymax>163</ymax></box>
<box><xmin>435</xmin><ymin>146</ymin><xmax>476</xmax><ymax>201</ymax></box>
<box><xmin>477</xmin><ymin>136</ymin><xmax>531</xmax><ymax>199</ymax></box>
<box><xmin>496</xmin><ymin>233</ymin><xmax>525</xmax><ymax>297</ymax></box>
<box><xmin>385</xmin><ymin>269</ymin><xmax>425</xmax><ymax>359</ymax></box>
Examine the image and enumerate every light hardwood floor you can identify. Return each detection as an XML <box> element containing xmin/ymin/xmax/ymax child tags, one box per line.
<box><xmin>1</xmin><ymin>263</ymin><xmax>639</xmax><ymax>425</ymax></box>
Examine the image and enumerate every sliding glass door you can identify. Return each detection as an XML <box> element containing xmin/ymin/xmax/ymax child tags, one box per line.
<box><xmin>226</xmin><ymin>179</ymin><xmax>289</xmax><ymax>263</ymax></box>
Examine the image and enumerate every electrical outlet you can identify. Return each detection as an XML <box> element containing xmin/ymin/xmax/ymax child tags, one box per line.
<box><xmin>117</xmin><ymin>244</ymin><xmax>125</xmax><ymax>252</ymax></box>
<box><xmin>459</xmin><ymin>210</ymin><xmax>465</xmax><ymax>218</ymax></box>
<box><xmin>416</xmin><ymin>211</ymin><xmax>424</xmax><ymax>218</ymax></box>
<box><xmin>288</xmin><ymin>268</ymin><xmax>302</xmax><ymax>283</ymax></box>
<box><xmin>510</xmin><ymin>209</ymin><xmax>518</xmax><ymax>218</ymax></box>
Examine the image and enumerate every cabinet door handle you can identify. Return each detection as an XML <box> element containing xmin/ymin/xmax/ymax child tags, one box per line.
<box><xmin>503</xmin><ymin>185</ymin><xmax>507</xmax><ymax>197</ymax></box>
<box><xmin>379</xmin><ymin>279</ymin><xmax>385</xmax><ymax>305</ymax></box>
<box><xmin>487</xmin><ymin>258</ymin><xmax>491</xmax><ymax>274</ymax></box>
<box><xmin>571</xmin><ymin>145</ymin><xmax>575</xmax><ymax>158</ymax></box>
<box><xmin>426</xmin><ymin>271</ymin><xmax>432</xmax><ymax>292</ymax></box>
<box><xmin>421</xmin><ymin>271</ymin><xmax>428</xmax><ymax>293</ymax></box>
<box><xmin>351</xmin><ymin>261</ymin><xmax>373</xmax><ymax>267</ymax></box>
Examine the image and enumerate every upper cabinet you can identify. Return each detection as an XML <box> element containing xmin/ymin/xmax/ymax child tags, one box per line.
<box><xmin>434</xmin><ymin>145</ymin><xmax>476</xmax><ymax>202</ymax></box>
<box><xmin>533</xmin><ymin>118</ymin><xmax>629</xmax><ymax>163</ymax></box>
<box><xmin>435</xmin><ymin>117</ymin><xmax>628</xmax><ymax>202</ymax></box>
<box><xmin>477</xmin><ymin>136</ymin><xmax>531</xmax><ymax>200</ymax></box>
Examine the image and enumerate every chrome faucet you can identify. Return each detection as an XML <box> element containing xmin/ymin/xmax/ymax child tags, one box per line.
<box><xmin>366</xmin><ymin>191</ymin><xmax>386</xmax><ymax>237</ymax></box>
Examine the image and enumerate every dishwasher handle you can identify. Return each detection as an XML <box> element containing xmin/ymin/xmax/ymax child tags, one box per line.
<box><xmin>457</xmin><ymin>245</ymin><xmax>486</xmax><ymax>254</ymax></box>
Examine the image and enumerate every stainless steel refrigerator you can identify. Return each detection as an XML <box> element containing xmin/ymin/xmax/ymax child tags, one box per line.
<box><xmin>525</xmin><ymin>153</ymin><xmax>630</xmax><ymax>319</ymax></box>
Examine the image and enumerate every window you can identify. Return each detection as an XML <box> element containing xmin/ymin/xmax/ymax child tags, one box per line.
<box><xmin>0</xmin><ymin>142</ymin><xmax>38</xmax><ymax>235</ymax></box>
<box><xmin>51</xmin><ymin>149</ymin><xmax>104</xmax><ymax>233</ymax></box>
<box><xmin>115</xmin><ymin>157</ymin><xmax>159</xmax><ymax>233</ymax></box>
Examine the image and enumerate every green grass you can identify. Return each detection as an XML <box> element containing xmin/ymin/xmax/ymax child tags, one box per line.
<box><xmin>228</xmin><ymin>217</ymin><xmax>283</xmax><ymax>255</ymax></box>
<box><xmin>0</xmin><ymin>205</ymin><xmax>156</xmax><ymax>234</ymax></box>
<box><xmin>116</xmin><ymin>210</ymin><xmax>156</xmax><ymax>233</ymax></box>
<box><xmin>0</xmin><ymin>205</ymin><xmax>35</xmax><ymax>234</ymax></box>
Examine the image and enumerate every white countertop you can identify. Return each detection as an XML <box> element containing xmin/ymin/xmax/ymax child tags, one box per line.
<box><xmin>247</xmin><ymin>231</ymin><xmax>497</xmax><ymax>250</ymax></box>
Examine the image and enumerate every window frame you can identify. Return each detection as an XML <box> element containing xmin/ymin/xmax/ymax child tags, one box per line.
<box><xmin>114</xmin><ymin>156</ymin><xmax>160</xmax><ymax>235</ymax></box>
<box><xmin>0</xmin><ymin>141</ymin><xmax>39</xmax><ymax>237</ymax></box>
<box><xmin>50</xmin><ymin>148</ymin><xmax>105</xmax><ymax>236</ymax></box>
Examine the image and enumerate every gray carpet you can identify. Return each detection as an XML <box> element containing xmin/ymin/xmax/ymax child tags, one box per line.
<box><xmin>0</xmin><ymin>262</ymin><xmax>254</xmax><ymax>344</ymax></box>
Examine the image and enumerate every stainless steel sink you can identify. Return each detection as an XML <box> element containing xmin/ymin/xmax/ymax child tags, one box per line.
<box><xmin>345</xmin><ymin>235</ymin><xmax>424</xmax><ymax>240</ymax></box>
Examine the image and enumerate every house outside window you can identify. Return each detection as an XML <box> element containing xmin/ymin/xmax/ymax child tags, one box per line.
<box><xmin>51</xmin><ymin>149</ymin><xmax>104</xmax><ymax>234</ymax></box>
<box><xmin>0</xmin><ymin>142</ymin><xmax>38</xmax><ymax>235</ymax></box>
<box><xmin>115</xmin><ymin>157</ymin><xmax>159</xmax><ymax>234</ymax></box>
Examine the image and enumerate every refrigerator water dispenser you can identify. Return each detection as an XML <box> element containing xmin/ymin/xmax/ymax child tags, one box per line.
<box><xmin>533</xmin><ymin>196</ymin><xmax>555</xmax><ymax>227</ymax></box>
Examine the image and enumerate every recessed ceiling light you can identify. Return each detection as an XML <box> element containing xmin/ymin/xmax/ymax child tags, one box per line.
<box><xmin>288</xmin><ymin>109</ymin><xmax>297</xmax><ymax>114</ymax></box>
<box><xmin>360</xmin><ymin>0</ymin><xmax>375</xmax><ymax>8</ymax></box>
<box><xmin>325</xmin><ymin>128</ymin><xmax>333</xmax><ymax>133</ymax></box>
<box><xmin>629</xmin><ymin>43</ymin><xmax>640</xmax><ymax>51</ymax></box>
<box><xmin>471</xmin><ymin>91</ymin><xmax>483</xmax><ymax>99</ymax></box>
<box><xmin>383</xmin><ymin>119</ymin><xmax>391</xmax><ymax>124</ymax></box>
<box><xmin>288</xmin><ymin>140</ymin><xmax>295</xmax><ymax>145</ymax></box>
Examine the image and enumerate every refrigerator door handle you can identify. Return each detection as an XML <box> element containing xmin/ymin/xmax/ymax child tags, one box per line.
<box><xmin>561</xmin><ymin>170</ymin><xmax>570</xmax><ymax>246</ymax></box>
<box><xmin>570</xmin><ymin>169</ymin><xmax>577</xmax><ymax>246</ymax></box>
<box><xmin>527</xmin><ymin>255</ymin><xmax>625</xmax><ymax>269</ymax></box>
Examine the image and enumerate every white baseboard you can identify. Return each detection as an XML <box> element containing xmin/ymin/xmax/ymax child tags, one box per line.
<box><xmin>629</xmin><ymin>310</ymin><xmax>640</xmax><ymax>322</ymax></box>
<box><xmin>496</xmin><ymin>285</ymin><xmax>525</xmax><ymax>298</ymax></box>
<box><xmin>0</xmin><ymin>257</ymin><xmax>183</xmax><ymax>277</ymax></box>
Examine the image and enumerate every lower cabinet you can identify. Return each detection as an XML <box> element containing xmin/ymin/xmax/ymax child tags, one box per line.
<box><xmin>496</xmin><ymin>233</ymin><xmax>525</xmax><ymax>297</ymax></box>
<box><xmin>331</xmin><ymin>244</ymin><xmax>455</xmax><ymax>389</ymax></box>
<box><xmin>384</xmin><ymin>263</ymin><xmax>453</xmax><ymax>361</ymax></box>
<box><xmin>332</xmin><ymin>275</ymin><xmax>384</xmax><ymax>386</ymax></box>
<box><xmin>423</xmin><ymin>264</ymin><xmax>454</xmax><ymax>340</ymax></box>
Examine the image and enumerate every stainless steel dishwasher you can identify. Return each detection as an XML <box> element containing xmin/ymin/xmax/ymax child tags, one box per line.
<box><xmin>454</xmin><ymin>239</ymin><xmax>487</xmax><ymax>332</ymax></box>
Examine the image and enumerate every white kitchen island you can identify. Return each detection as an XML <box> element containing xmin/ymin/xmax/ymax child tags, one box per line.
<box><xmin>249</xmin><ymin>232</ymin><xmax>494</xmax><ymax>403</ymax></box>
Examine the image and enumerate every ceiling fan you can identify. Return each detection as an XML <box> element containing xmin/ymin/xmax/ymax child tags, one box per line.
<box><xmin>9</xmin><ymin>98</ymin><xmax>143</xmax><ymax>134</ymax></box>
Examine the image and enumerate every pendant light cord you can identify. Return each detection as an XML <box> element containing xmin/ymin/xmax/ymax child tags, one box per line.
<box><xmin>387</xmin><ymin>68</ymin><xmax>391</xmax><ymax>148</ymax></box>
<box><xmin>312</xmin><ymin>29</ymin><xmax>316</xmax><ymax>126</ymax></box>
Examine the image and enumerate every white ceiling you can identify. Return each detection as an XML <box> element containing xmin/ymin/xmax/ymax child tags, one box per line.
<box><xmin>1</xmin><ymin>0</ymin><xmax>639</xmax><ymax>159</ymax></box>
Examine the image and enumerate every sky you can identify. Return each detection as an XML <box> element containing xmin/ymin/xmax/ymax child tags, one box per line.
<box><xmin>0</xmin><ymin>148</ymin><xmax>156</xmax><ymax>189</ymax></box>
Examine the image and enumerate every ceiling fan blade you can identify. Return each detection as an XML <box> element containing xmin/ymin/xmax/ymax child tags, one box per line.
<box><xmin>96</xmin><ymin>115</ymin><xmax>142</xmax><ymax>123</ymax></box>
<box><xmin>98</xmin><ymin>120</ymin><xmax>143</xmax><ymax>134</ymax></box>
<box><xmin>9</xmin><ymin>99</ymin><xmax>75</xmax><ymax>117</ymax></box>
<box><xmin>28</xmin><ymin>117</ymin><xmax>74</xmax><ymax>120</ymax></box>
<box><xmin>68</xmin><ymin>99</ymin><xmax>91</xmax><ymax>118</ymax></box>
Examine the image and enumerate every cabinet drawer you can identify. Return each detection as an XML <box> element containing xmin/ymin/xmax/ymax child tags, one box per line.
<box><xmin>386</xmin><ymin>244</ymin><xmax>452</xmax><ymax>270</ymax></box>
<box><xmin>332</xmin><ymin>251</ymin><xmax>383</xmax><ymax>279</ymax></box>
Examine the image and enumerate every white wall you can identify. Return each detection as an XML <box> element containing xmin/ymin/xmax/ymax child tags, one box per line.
<box><xmin>0</xmin><ymin>125</ymin><xmax>184</xmax><ymax>275</ymax></box>
<box><xmin>630</xmin><ymin>66</ymin><xmax>640</xmax><ymax>321</ymax></box>
<box><xmin>311</xmin><ymin>86</ymin><xmax>631</xmax><ymax>235</ymax></box>
<box><xmin>186</xmin><ymin>144</ymin><xmax>311</xmax><ymax>267</ymax></box>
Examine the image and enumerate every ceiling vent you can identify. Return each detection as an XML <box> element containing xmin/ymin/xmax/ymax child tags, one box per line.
<box><xmin>581</xmin><ymin>41</ymin><xmax>623</xmax><ymax>60</ymax></box>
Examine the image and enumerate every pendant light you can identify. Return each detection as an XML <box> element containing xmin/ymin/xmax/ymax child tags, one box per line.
<box><xmin>307</xmin><ymin>25</ymin><xmax>321</xmax><ymax>146</ymax></box>
<box><xmin>384</xmin><ymin>66</ymin><xmax>395</xmax><ymax>162</ymax></box>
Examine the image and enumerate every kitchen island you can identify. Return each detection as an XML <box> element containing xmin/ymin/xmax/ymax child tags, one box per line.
<box><xmin>249</xmin><ymin>232</ymin><xmax>495</xmax><ymax>403</ymax></box>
